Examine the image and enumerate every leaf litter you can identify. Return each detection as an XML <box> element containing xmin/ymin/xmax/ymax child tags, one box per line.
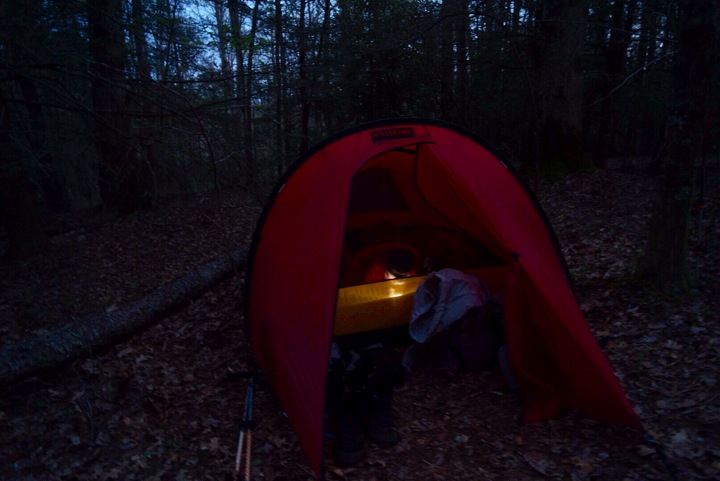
<box><xmin>0</xmin><ymin>158</ymin><xmax>719</xmax><ymax>480</ymax></box>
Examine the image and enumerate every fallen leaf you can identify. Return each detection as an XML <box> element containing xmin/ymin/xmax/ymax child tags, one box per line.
<box><xmin>636</xmin><ymin>445</ymin><xmax>655</xmax><ymax>457</ymax></box>
<box><xmin>523</xmin><ymin>451</ymin><xmax>552</xmax><ymax>475</ymax></box>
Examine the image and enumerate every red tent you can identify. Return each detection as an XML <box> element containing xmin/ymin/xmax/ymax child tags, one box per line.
<box><xmin>246</xmin><ymin>119</ymin><xmax>640</xmax><ymax>478</ymax></box>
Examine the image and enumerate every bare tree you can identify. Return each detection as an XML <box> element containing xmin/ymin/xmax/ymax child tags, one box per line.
<box><xmin>244</xmin><ymin>0</ymin><xmax>262</xmax><ymax>178</ymax></box>
<box><xmin>88</xmin><ymin>0</ymin><xmax>142</xmax><ymax>215</ymax></box>
<box><xmin>533</xmin><ymin>0</ymin><xmax>590</xmax><ymax>177</ymax></box>
<box><xmin>273</xmin><ymin>0</ymin><xmax>286</xmax><ymax>176</ymax></box>
<box><xmin>0</xmin><ymin>98</ymin><xmax>48</xmax><ymax>259</ymax></box>
<box><xmin>594</xmin><ymin>0</ymin><xmax>636</xmax><ymax>168</ymax></box>
<box><xmin>639</xmin><ymin>0</ymin><xmax>719</xmax><ymax>289</ymax></box>
<box><xmin>298</xmin><ymin>0</ymin><xmax>310</xmax><ymax>152</ymax></box>
<box><xmin>214</xmin><ymin>0</ymin><xmax>234</xmax><ymax>99</ymax></box>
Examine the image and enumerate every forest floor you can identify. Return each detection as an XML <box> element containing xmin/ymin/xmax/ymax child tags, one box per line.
<box><xmin>1</xmin><ymin>157</ymin><xmax>719</xmax><ymax>481</ymax></box>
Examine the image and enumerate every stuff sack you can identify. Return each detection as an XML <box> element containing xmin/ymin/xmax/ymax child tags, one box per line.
<box><xmin>403</xmin><ymin>269</ymin><xmax>503</xmax><ymax>375</ymax></box>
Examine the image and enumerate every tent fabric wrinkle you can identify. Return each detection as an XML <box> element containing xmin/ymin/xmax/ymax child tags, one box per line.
<box><xmin>418</xmin><ymin>144</ymin><xmax>513</xmax><ymax>259</ymax></box>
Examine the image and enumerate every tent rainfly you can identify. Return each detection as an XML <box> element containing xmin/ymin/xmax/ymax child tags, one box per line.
<box><xmin>245</xmin><ymin>118</ymin><xmax>640</xmax><ymax>478</ymax></box>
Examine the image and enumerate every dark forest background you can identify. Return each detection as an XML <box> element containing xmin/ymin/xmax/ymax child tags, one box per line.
<box><xmin>1</xmin><ymin>0</ymin><xmax>718</xmax><ymax>288</ymax></box>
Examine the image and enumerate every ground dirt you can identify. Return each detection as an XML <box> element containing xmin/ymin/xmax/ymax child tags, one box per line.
<box><xmin>1</xmin><ymin>158</ymin><xmax>718</xmax><ymax>481</ymax></box>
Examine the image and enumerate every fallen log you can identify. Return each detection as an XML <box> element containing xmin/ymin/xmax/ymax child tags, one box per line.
<box><xmin>0</xmin><ymin>247</ymin><xmax>248</xmax><ymax>388</ymax></box>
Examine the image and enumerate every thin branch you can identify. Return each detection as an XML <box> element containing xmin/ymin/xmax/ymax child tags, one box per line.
<box><xmin>586</xmin><ymin>50</ymin><xmax>677</xmax><ymax>108</ymax></box>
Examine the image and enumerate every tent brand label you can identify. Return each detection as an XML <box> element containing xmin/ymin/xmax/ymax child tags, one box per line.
<box><xmin>370</xmin><ymin>128</ymin><xmax>415</xmax><ymax>142</ymax></box>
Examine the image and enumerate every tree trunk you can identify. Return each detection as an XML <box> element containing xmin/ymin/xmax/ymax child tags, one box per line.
<box><xmin>511</xmin><ymin>0</ymin><xmax>522</xmax><ymax>32</ymax></box>
<box><xmin>0</xmin><ymin>1</ymin><xmax>56</xmax><ymax>258</ymax></box>
<box><xmin>127</xmin><ymin>0</ymin><xmax>156</xmax><ymax>216</ymax></box>
<box><xmin>316</xmin><ymin>0</ymin><xmax>332</xmax><ymax>133</ymax></box>
<box><xmin>131</xmin><ymin>0</ymin><xmax>150</xmax><ymax>79</ymax></box>
<box><xmin>454</xmin><ymin>0</ymin><xmax>469</xmax><ymax>125</ymax></box>
<box><xmin>244</xmin><ymin>0</ymin><xmax>261</xmax><ymax>183</ymax></box>
<box><xmin>228</xmin><ymin>0</ymin><xmax>249</xmax><ymax>184</ymax></box>
<box><xmin>636</xmin><ymin>1</ymin><xmax>658</xmax><ymax>71</ymax></box>
<box><xmin>88</xmin><ymin>0</ymin><xmax>152</xmax><ymax>216</ymax></box>
<box><xmin>439</xmin><ymin>0</ymin><xmax>456</xmax><ymax>121</ymax></box>
<box><xmin>638</xmin><ymin>0</ymin><xmax>719</xmax><ymax>290</ymax></box>
<box><xmin>274</xmin><ymin>0</ymin><xmax>285</xmax><ymax>177</ymax></box>
<box><xmin>15</xmin><ymin>74</ymin><xmax>65</xmax><ymax>211</ymax></box>
<box><xmin>298</xmin><ymin>0</ymin><xmax>310</xmax><ymax>153</ymax></box>
<box><xmin>0</xmin><ymin>248</ymin><xmax>248</xmax><ymax>387</ymax></box>
<box><xmin>0</xmin><ymin>98</ymin><xmax>48</xmax><ymax>260</ymax></box>
<box><xmin>594</xmin><ymin>0</ymin><xmax>635</xmax><ymax>168</ymax></box>
<box><xmin>214</xmin><ymin>0</ymin><xmax>234</xmax><ymax>99</ymax></box>
<box><xmin>88</xmin><ymin>0</ymin><xmax>127</xmax><ymax>209</ymax></box>
<box><xmin>534</xmin><ymin>0</ymin><xmax>590</xmax><ymax>178</ymax></box>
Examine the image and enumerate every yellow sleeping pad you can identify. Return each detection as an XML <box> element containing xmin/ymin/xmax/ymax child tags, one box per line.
<box><xmin>334</xmin><ymin>276</ymin><xmax>426</xmax><ymax>336</ymax></box>
<box><xmin>333</xmin><ymin>266</ymin><xmax>511</xmax><ymax>337</ymax></box>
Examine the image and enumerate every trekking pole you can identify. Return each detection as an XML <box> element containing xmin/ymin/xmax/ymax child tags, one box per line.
<box><xmin>233</xmin><ymin>382</ymin><xmax>253</xmax><ymax>480</ymax></box>
<box><xmin>244</xmin><ymin>378</ymin><xmax>254</xmax><ymax>481</ymax></box>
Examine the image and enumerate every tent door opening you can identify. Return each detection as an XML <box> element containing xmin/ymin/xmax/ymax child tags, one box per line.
<box><xmin>335</xmin><ymin>144</ymin><xmax>508</xmax><ymax>337</ymax></box>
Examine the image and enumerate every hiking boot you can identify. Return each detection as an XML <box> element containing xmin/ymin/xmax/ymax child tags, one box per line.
<box><xmin>334</xmin><ymin>417</ymin><xmax>365</xmax><ymax>467</ymax></box>
<box><xmin>333</xmin><ymin>397</ymin><xmax>366</xmax><ymax>468</ymax></box>
<box><xmin>366</xmin><ymin>391</ymin><xmax>400</xmax><ymax>447</ymax></box>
